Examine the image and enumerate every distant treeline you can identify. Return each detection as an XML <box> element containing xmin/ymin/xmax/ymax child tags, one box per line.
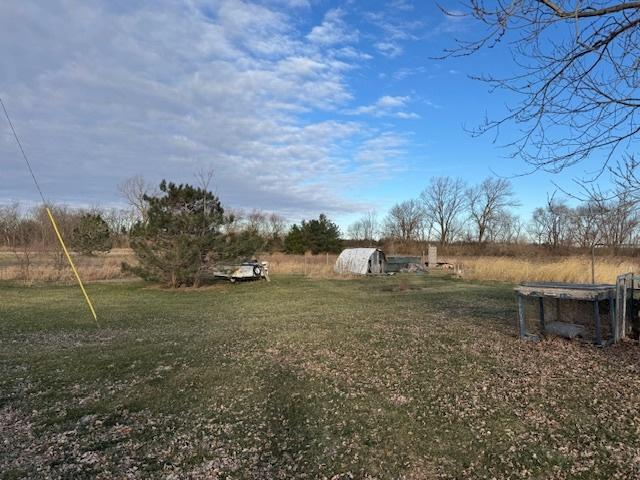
<box><xmin>2</xmin><ymin>174</ymin><xmax>639</xmax><ymax>259</ymax></box>
<box><xmin>348</xmin><ymin>176</ymin><xmax>640</xmax><ymax>251</ymax></box>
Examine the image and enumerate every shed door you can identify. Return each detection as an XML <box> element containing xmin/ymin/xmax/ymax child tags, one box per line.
<box><xmin>370</xmin><ymin>251</ymin><xmax>380</xmax><ymax>274</ymax></box>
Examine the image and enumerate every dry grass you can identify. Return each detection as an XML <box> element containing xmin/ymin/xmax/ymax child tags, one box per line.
<box><xmin>2</xmin><ymin>246</ymin><xmax>639</xmax><ymax>285</ymax></box>
<box><xmin>455</xmin><ymin>255</ymin><xmax>640</xmax><ymax>284</ymax></box>
<box><xmin>0</xmin><ymin>248</ymin><xmax>135</xmax><ymax>283</ymax></box>
<box><xmin>0</xmin><ymin>249</ymin><xmax>341</xmax><ymax>283</ymax></box>
<box><xmin>262</xmin><ymin>252</ymin><xmax>338</xmax><ymax>278</ymax></box>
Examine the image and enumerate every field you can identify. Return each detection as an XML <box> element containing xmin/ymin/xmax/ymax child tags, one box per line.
<box><xmin>2</xmin><ymin>274</ymin><xmax>640</xmax><ymax>479</ymax></box>
<box><xmin>3</xmin><ymin>248</ymin><xmax>640</xmax><ymax>284</ymax></box>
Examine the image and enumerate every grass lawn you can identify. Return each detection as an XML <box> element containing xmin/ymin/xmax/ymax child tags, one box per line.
<box><xmin>1</xmin><ymin>274</ymin><xmax>640</xmax><ymax>479</ymax></box>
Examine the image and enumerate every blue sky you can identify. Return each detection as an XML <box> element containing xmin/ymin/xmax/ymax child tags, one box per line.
<box><xmin>0</xmin><ymin>0</ymin><xmax>611</xmax><ymax>229</ymax></box>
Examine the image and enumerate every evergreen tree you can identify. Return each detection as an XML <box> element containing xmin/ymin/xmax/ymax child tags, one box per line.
<box><xmin>124</xmin><ymin>180</ymin><xmax>255</xmax><ymax>287</ymax></box>
<box><xmin>284</xmin><ymin>214</ymin><xmax>342</xmax><ymax>254</ymax></box>
<box><xmin>71</xmin><ymin>214</ymin><xmax>112</xmax><ymax>255</ymax></box>
<box><xmin>283</xmin><ymin>224</ymin><xmax>306</xmax><ymax>254</ymax></box>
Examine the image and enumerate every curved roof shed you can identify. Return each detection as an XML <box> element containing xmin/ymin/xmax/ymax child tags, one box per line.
<box><xmin>334</xmin><ymin>248</ymin><xmax>386</xmax><ymax>275</ymax></box>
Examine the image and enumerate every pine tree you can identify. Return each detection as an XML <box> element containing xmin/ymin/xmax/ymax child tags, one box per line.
<box><xmin>124</xmin><ymin>180</ymin><xmax>256</xmax><ymax>287</ymax></box>
<box><xmin>71</xmin><ymin>214</ymin><xmax>112</xmax><ymax>255</ymax></box>
<box><xmin>284</xmin><ymin>214</ymin><xmax>342</xmax><ymax>254</ymax></box>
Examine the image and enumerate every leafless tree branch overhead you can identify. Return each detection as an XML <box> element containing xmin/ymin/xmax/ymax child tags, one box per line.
<box><xmin>446</xmin><ymin>1</ymin><xmax>640</xmax><ymax>172</ymax></box>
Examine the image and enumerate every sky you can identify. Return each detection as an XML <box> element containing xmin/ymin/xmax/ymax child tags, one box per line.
<box><xmin>0</xmin><ymin>0</ymin><xmax>612</xmax><ymax>230</ymax></box>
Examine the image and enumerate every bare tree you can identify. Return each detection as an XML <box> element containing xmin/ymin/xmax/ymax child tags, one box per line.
<box><xmin>467</xmin><ymin>177</ymin><xmax>518</xmax><ymax>242</ymax></box>
<box><xmin>421</xmin><ymin>177</ymin><xmax>467</xmax><ymax>245</ymax></box>
<box><xmin>592</xmin><ymin>190</ymin><xmax>640</xmax><ymax>247</ymax></box>
<box><xmin>347</xmin><ymin>211</ymin><xmax>378</xmax><ymax>241</ymax></box>
<box><xmin>0</xmin><ymin>204</ymin><xmax>39</xmax><ymax>282</ymax></box>
<box><xmin>266</xmin><ymin>213</ymin><xmax>286</xmax><ymax>238</ymax></box>
<box><xmin>445</xmin><ymin>2</ymin><xmax>640</xmax><ymax>174</ymax></box>
<box><xmin>245</xmin><ymin>209</ymin><xmax>267</xmax><ymax>235</ymax></box>
<box><xmin>0</xmin><ymin>202</ymin><xmax>20</xmax><ymax>248</ymax></box>
<box><xmin>118</xmin><ymin>175</ymin><xmax>156</xmax><ymax>221</ymax></box>
<box><xmin>347</xmin><ymin>221</ymin><xmax>365</xmax><ymax>241</ymax></box>
<box><xmin>487</xmin><ymin>210</ymin><xmax>524</xmax><ymax>244</ymax></box>
<box><xmin>222</xmin><ymin>207</ymin><xmax>245</xmax><ymax>235</ymax></box>
<box><xmin>568</xmin><ymin>204</ymin><xmax>600</xmax><ymax>248</ymax></box>
<box><xmin>528</xmin><ymin>197</ymin><xmax>573</xmax><ymax>247</ymax></box>
<box><xmin>383</xmin><ymin>200</ymin><xmax>425</xmax><ymax>242</ymax></box>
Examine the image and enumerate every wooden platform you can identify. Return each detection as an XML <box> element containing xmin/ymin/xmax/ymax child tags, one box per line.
<box><xmin>515</xmin><ymin>282</ymin><xmax>615</xmax><ymax>301</ymax></box>
<box><xmin>515</xmin><ymin>282</ymin><xmax>617</xmax><ymax>346</ymax></box>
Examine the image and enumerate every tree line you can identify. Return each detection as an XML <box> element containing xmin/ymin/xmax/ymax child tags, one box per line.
<box><xmin>2</xmin><ymin>172</ymin><xmax>639</xmax><ymax>286</ymax></box>
<box><xmin>350</xmin><ymin>176</ymin><xmax>640</xmax><ymax>249</ymax></box>
<box><xmin>0</xmin><ymin>177</ymin><xmax>342</xmax><ymax>287</ymax></box>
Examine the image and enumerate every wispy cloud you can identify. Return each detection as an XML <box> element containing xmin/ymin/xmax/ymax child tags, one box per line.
<box><xmin>0</xmin><ymin>0</ymin><xmax>413</xmax><ymax>219</ymax></box>
<box><xmin>347</xmin><ymin>95</ymin><xmax>419</xmax><ymax>119</ymax></box>
<box><xmin>374</xmin><ymin>41</ymin><xmax>404</xmax><ymax>58</ymax></box>
<box><xmin>393</xmin><ymin>66</ymin><xmax>427</xmax><ymax>80</ymax></box>
<box><xmin>307</xmin><ymin>8</ymin><xmax>358</xmax><ymax>46</ymax></box>
<box><xmin>364</xmin><ymin>6</ymin><xmax>425</xmax><ymax>58</ymax></box>
<box><xmin>355</xmin><ymin>132</ymin><xmax>409</xmax><ymax>170</ymax></box>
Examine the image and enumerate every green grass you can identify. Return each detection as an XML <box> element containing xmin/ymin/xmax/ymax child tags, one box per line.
<box><xmin>2</xmin><ymin>274</ymin><xmax>640</xmax><ymax>479</ymax></box>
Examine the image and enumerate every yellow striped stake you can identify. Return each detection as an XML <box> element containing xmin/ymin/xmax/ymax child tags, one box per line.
<box><xmin>46</xmin><ymin>207</ymin><xmax>98</xmax><ymax>324</ymax></box>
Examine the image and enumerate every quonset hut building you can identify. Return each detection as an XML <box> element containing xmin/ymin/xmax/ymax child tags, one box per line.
<box><xmin>334</xmin><ymin>248</ymin><xmax>386</xmax><ymax>275</ymax></box>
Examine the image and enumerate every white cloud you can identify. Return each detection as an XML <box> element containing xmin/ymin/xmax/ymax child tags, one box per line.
<box><xmin>365</xmin><ymin>5</ymin><xmax>425</xmax><ymax>58</ymax></box>
<box><xmin>0</xmin><ymin>0</ymin><xmax>409</xmax><ymax>219</ymax></box>
<box><xmin>307</xmin><ymin>8</ymin><xmax>358</xmax><ymax>46</ymax></box>
<box><xmin>374</xmin><ymin>41</ymin><xmax>404</xmax><ymax>58</ymax></box>
<box><xmin>0</xmin><ymin>0</ymin><xmax>390</xmax><ymax>218</ymax></box>
<box><xmin>347</xmin><ymin>95</ymin><xmax>419</xmax><ymax>119</ymax></box>
<box><xmin>389</xmin><ymin>0</ymin><xmax>414</xmax><ymax>11</ymax></box>
<box><xmin>393</xmin><ymin>66</ymin><xmax>427</xmax><ymax>80</ymax></box>
<box><xmin>376</xmin><ymin>96</ymin><xmax>407</xmax><ymax>108</ymax></box>
<box><xmin>355</xmin><ymin>132</ymin><xmax>409</xmax><ymax>171</ymax></box>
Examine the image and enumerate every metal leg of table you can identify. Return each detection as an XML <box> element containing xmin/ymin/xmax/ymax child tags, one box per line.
<box><xmin>594</xmin><ymin>299</ymin><xmax>602</xmax><ymax>346</ymax></box>
<box><xmin>539</xmin><ymin>297</ymin><xmax>545</xmax><ymax>333</ymax></box>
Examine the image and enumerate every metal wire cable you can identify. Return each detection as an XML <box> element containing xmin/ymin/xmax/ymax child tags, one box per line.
<box><xmin>0</xmin><ymin>96</ymin><xmax>98</xmax><ymax>323</ymax></box>
<box><xmin>0</xmin><ymin>96</ymin><xmax>48</xmax><ymax>204</ymax></box>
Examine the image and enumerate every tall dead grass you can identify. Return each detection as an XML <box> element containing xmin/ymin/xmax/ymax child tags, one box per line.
<box><xmin>0</xmin><ymin>248</ymin><xmax>135</xmax><ymax>284</ymax></box>
<box><xmin>455</xmin><ymin>256</ymin><xmax>639</xmax><ymax>284</ymax></box>
<box><xmin>262</xmin><ymin>252</ymin><xmax>338</xmax><ymax>278</ymax></box>
<box><xmin>0</xmin><ymin>249</ymin><xmax>340</xmax><ymax>283</ymax></box>
<box><xmin>2</xmin><ymin>246</ymin><xmax>638</xmax><ymax>285</ymax></box>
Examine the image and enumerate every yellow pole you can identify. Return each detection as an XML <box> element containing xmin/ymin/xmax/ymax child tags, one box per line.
<box><xmin>46</xmin><ymin>207</ymin><xmax>98</xmax><ymax>324</ymax></box>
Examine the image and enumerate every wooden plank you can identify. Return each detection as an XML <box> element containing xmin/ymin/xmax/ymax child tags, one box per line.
<box><xmin>632</xmin><ymin>279</ymin><xmax>637</xmax><ymax>340</ymax></box>
<box><xmin>610</xmin><ymin>293</ymin><xmax>617</xmax><ymax>343</ymax></box>
<box><xmin>620</xmin><ymin>278</ymin><xmax>627</xmax><ymax>342</ymax></box>
<box><xmin>519</xmin><ymin>281</ymin><xmax>614</xmax><ymax>289</ymax></box>
<box><xmin>594</xmin><ymin>300</ymin><xmax>602</xmax><ymax>346</ymax></box>
<box><xmin>515</xmin><ymin>282</ymin><xmax>615</xmax><ymax>299</ymax></box>
<box><xmin>515</xmin><ymin>285</ymin><xmax>614</xmax><ymax>301</ymax></box>
<box><xmin>545</xmin><ymin>321</ymin><xmax>585</xmax><ymax>339</ymax></box>
<box><xmin>517</xmin><ymin>294</ymin><xmax>526</xmax><ymax>338</ymax></box>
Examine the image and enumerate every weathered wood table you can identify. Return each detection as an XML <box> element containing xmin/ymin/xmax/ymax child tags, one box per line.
<box><xmin>515</xmin><ymin>282</ymin><xmax>617</xmax><ymax>345</ymax></box>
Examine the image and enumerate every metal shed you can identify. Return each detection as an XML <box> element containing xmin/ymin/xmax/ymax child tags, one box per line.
<box><xmin>334</xmin><ymin>248</ymin><xmax>386</xmax><ymax>275</ymax></box>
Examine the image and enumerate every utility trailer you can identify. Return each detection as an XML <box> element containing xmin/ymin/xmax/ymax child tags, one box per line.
<box><xmin>213</xmin><ymin>261</ymin><xmax>270</xmax><ymax>283</ymax></box>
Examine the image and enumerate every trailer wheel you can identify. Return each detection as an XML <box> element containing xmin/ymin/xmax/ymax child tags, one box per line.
<box><xmin>253</xmin><ymin>265</ymin><xmax>262</xmax><ymax>277</ymax></box>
